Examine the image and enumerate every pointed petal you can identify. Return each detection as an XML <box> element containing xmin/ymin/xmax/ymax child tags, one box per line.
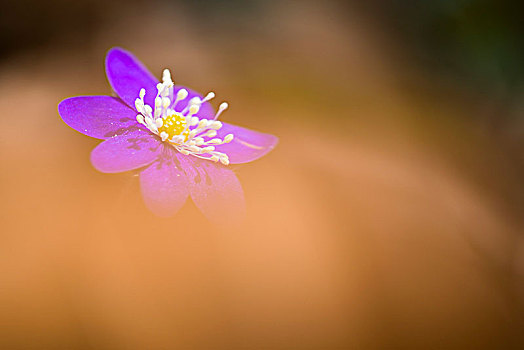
<box><xmin>214</xmin><ymin>123</ymin><xmax>278</xmax><ymax>164</ymax></box>
<box><xmin>105</xmin><ymin>47</ymin><xmax>215</xmax><ymax>117</ymax></box>
<box><xmin>105</xmin><ymin>47</ymin><xmax>158</xmax><ymax>109</ymax></box>
<box><xmin>58</xmin><ymin>96</ymin><xmax>140</xmax><ymax>139</ymax></box>
<box><xmin>90</xmin><ymin>129</ymin><xmax>162</xmax><ymax>173</ymax></box>
<box><xmin>178</xmin><ymin>154</ymin><xmax>245</xmax><ymax>225</ymax></box>
<box><xmin>140</xmin><ymin>147</ymin><xmax>189</xmax><ymax>217</ymax></box>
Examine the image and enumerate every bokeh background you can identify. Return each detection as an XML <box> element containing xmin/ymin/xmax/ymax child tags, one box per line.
<box><xmin>1</xmin><ymin>0</ymin><xmax>523</xmax><ymax>348</ymax></box>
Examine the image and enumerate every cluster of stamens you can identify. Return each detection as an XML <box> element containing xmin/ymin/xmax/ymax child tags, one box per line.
<box><xmin>134</xmin><ymin>69</ymin><xmax>233</xmax><ymax>165</ymax></box>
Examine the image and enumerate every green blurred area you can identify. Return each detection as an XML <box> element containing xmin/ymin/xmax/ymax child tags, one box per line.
<box><xmin>2</xmin><ymin>0</ymin><xmax>524</xmax><ymax>95</ymax></box>
<box><xmin>365</xmin><ymin>0</ymin><xmax>524</xmax><ymax>89</ymax></box>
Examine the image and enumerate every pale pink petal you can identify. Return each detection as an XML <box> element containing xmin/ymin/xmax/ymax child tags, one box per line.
<box><xmin>140</xmin><ymin>147</ymin><xmax>189</xmax><ymax>217</ymax></box>
<box><xmin>58</xmin><ymin>96</ymin><xmax>140</xmax><ymax>139</ymax></box>
<box><xmin>91</xmin><ymin>129</ymin><xmax>162</xmax><ymax>173</ymax></box>
<box><xmin>177</xmin><ymin>154</ymin><xmax>245</xmax><ymax>225</ymax></box>
<box><xmin>214</xmin><ymin>123</ymin><xmax>278</xmax><ymax>164</ymax></box>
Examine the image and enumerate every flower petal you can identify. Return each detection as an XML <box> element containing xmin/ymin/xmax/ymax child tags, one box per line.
<box><xmin>58</xmin><ymin>96</ymin><xmax>140</xmax><ymax>139</ymax></box>
<box><xmin>105</xmin><ymin>47</ymin><xmax>215</xmax><ymax>117</ymax></box>
<box><xmin>91</xmin><ymin>129</ymin><xmax>162</xmax><ymax>173</ymax></box>
<box><xmin>177</xmin><ymin>154</ymin><xmax>245</xmax><ymax>225</ymax></box>
<box><xmin>105</xmin><ymin>47</ymin><xmax>159</xmax><ymax>109</ymax></box>
<box><xmin>140</xmin><ymin>147</ymin><xmax>189</xmax><ymax>217</ymax></box>
<box><xmin>214</xmin><ymin>123</ymin><xmax>278</xmax><ymax>164</ymax></box>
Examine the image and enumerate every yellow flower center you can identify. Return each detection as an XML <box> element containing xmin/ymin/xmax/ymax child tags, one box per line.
<box><xmin>158</xmin><ymin>113</ymin><xmax>189</xmax><ymax>142</ymax></box>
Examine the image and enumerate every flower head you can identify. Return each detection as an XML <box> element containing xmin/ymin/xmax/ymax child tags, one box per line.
<box><xmin>58</xmin><ymin>47</ymin><xmax>278</xmax><ymax>221</ymax></box>
<box><xmin>133</xmin><ymin>69</ymin><xmax>234</xmax><ymax>165</ymax></box>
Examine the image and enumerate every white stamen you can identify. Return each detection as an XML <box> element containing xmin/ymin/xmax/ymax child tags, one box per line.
<box><xmin>188</xmin><ymin>145</ymin><xmax>201</xmax><ymax>153</ymax></box>
<box><xmin>162</xmin><ymin>97</ymin><xmax>171</xmax><ymax>109</ymax></box>
<box><xmin>172</xmin><ymin>89</ymin><xmax>187</xmax><ymax>110</ymax></box>
<box><xmin>224</xmin><ymin>134</ymin><xmax>234</xmax><ymax>143</ymax></box>
<box><xmin>210</xmin><ymin>121</ymin><xmax>222</xmax><ymax>130</ymax></box>
<box><xmin>205</xmin><ymin>130</ymin><xmax>217</xmax><ymax>138</ymax></box>
<box><xmin>132</xmin><ymin>70</ymin><xmax>235</xmax><ymax>165</ymax></box>
<box><xmin>135</xmin><ymin>99</ymin><xmax>144</xmax><ymax>112</ymax></box>
<box><xmin>202</xmin><ymin>91</ymin><xmax>215</xmax><ymax>102</ymax></box>
<box><xmin>162</xmin><ymin>69</ymin><xmax>172</xmax><ymax>83</ymax></box>
<box><xmin>214</xmin><ymin>102</ymin><xmax>228</xmax><ymax>120</ymax></box>
<box><xmin>180</xmin><ymin>97</ymin><xmax>201</xmax><ymax>114</ymax></box>
<box><xmin>197</xmin><ymin>119</ymin><xmax>209</xmax><ymax>129</ymax></box>
<box><xmin>177</xmin><ymin>89</ymin><xmax>188</xmax><ymax>100</ymax></box>
<box><xmin>171</xmin><ymin>135</ymin><xmax>185</xmax><ymax>144</ymax></box>
<box><xmin>194</xmin><ymin>137</ymin><xmax>205</xmax><ymax>146</ymax></box>
<box><xmin>188</xmin><ymin>105</ymin><xmax>200</xmax><ymax>116</ymax></box>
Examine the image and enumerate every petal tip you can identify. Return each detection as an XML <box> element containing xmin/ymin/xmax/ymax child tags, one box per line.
<box><xmin>267</xmin><ymin>134</ymin><xmax>279</xmax><ymax>149</ymax></box>
<box><xmin>105</xmin><ymin>47</ymin><xmax>133</xmax><ymax>76</ymax></box>
<box><xmin>57</xmin><ymin>97</ymin><xmax>72</xmax><ymax>118</ymax></box>
<box><xmin>105</xmin><ymin>46</ymin><xmax>129</xmax><ymax>60</ymax></box>
<box><xmin>104</xmin><ymin>46</ymin><xmax>158</xmax><ymax>109</ymax></box>
<box><xmin>139</xmin><ymin>156</ymin><xmax>189</xmax><ymax>217</ymax></box>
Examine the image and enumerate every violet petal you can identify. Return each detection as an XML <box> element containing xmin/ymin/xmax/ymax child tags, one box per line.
<box><xmin>140</xmin><ymin>147</ymin><xmax>189</xmax><ymax>217</ymax></box>
<box><xmin>105</xmin><ymin>47</ymin><xmax>159</xmax><ymax>109</ymax></box>
<box><xmin>105</xmin><ymin>47</ymin><xmax>215</xmax><ymax>117</ymax></box>
<box><xmin>58</xmin><ymin>96</ymin><xmax>140</xmax><ymax>139</ymax></box>
<box><xmin>91</xmin><ymin>129</ymin><xmax>162</xmax><ymax>173</ymax></box>
<box><xmin>177</xmin><ymin>153</ymin><xmax>245</xmax><ymax>225</ymax></box>
<box><xmin>214</xmin><ymin>123</ymin><xmax>278</xmax><ymax>164</ymax></box>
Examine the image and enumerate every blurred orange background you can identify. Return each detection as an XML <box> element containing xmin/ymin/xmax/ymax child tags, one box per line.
<box><xmin>0</xmin><ymin>0</ymin><xmax>523</xmax><ymax>348</ymax></box>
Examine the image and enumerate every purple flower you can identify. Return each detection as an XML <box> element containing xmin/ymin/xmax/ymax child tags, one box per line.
<box><xmin>58</xmin><ymin>47</ymin><xmax>277</xmax><ymax>222</ymax></box>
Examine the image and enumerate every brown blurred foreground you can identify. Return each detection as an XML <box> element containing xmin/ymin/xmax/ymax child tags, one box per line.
<box><xmin>0</xmin><ymin>2</ymin><xmax>523</xmax><ymax>349</ymax></box>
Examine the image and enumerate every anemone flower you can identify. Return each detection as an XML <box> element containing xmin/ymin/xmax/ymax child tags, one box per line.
<box><xmin>58</xmin><ymin>47</ymin><xmax>278</xmax><ymax>223</ymax></box>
